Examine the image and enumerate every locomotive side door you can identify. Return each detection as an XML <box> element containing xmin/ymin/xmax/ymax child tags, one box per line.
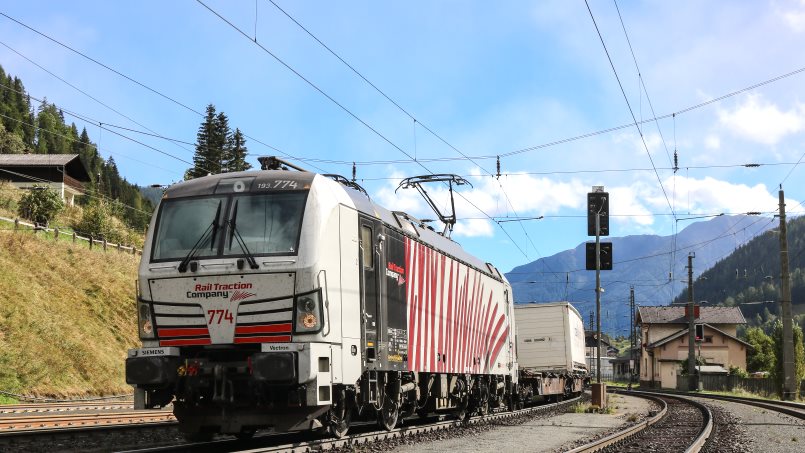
<box><xmin>359</xmin><ymin>216</ymin><xmax>382</xmax><ymax>367</ymax></box>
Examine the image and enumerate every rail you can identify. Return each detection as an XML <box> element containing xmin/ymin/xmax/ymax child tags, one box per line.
<box><xmin>568</xmin><ymin>389</ymin><xmax>712</xmax><ymax>453</ymax></box>
<box><xmin>628</xmin><ymin>388</ymin><xmax>805</xmax><ymax>420</ymax></box>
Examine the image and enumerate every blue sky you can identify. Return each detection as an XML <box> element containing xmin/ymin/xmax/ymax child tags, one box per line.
<box><xmin>2</xmin><ymin>1</ymin><xmax>805</xmax><ymax>274</ymax></box>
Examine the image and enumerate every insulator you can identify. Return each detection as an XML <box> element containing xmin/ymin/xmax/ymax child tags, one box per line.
<box><xmin>352</xmin><ymin>162</ymin><xmax>356</xmax><ymax>182</ymax></box>
<box><xmin>496</xmin><ymin>156</ymin><xmax>501</xmax><ymax>179</ymax></box>
<box><xmin>673</xmin><ymin>151</ymin><xmax>679</xmax><ymax>173</ymax></box>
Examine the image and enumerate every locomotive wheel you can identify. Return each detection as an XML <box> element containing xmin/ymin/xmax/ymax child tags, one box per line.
<box><xmin>235</xmin><ymin>429</ymin><xmax>256</xmax><ymax>440</ymax></box>
<box><xmin>377</xmin><ymin>396</ymin><xmax>399</xmax><ymax>431</ymax></box>
<box><xmin>328</xmin><ymin>393</ymin><xmax>351</xmax><ymax>438</ymax></box>
<box><xmin>478</xmin><ymin>398</ymin><xmax>489</xmax><ymax>416</ymax></box>
<box><xmin>183</xmin><ymin>431</ymin><xmax>214</xmax><ymax>442</ymax></box>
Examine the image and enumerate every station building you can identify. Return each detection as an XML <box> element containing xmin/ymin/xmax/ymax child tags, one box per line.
<box><xmin>636</xmin><ymin>305</ymin><xmax>749</xmax><ymax>389</ymax></box>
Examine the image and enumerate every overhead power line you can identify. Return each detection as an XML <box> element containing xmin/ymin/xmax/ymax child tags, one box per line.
<box><xmin>197</xmin><ymin>0</ymin><xmax>538</xmax><ymax>260</ymax></box>
<box><xmin>0</xmin><ymin>10</ymin><xmax>328</xmax><ymax>174</ymax></box>
<box><xmin>584</xmin><ymin>0</ymin><xmax>675</xmax><ymax>219</ymax></box>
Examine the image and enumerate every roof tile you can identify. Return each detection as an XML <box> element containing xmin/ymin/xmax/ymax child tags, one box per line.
<box><xmin>637</xmin><ymin>305</ymin><xmax>746</xmax><ymax>325</ymax></box>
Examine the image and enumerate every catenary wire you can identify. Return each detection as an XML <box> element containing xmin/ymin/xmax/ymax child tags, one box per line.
<box><xmin>584</xmin><ymin>0</ymin><xmax>675</xmax><ymax>219</ymax></box>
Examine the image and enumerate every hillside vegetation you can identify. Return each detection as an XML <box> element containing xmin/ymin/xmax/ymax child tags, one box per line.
<box><xmin>0</xmin><ymin>64</ymin><xmax>153</xmax><ymax>230</ymax></box>
<box><xmin>0</xmin><ymin>212</ymin><xmax>139</xmax><ymax>399</ymax></box>
<box><xmin>672</xmin><ymin>215</ymin><xmax>805</xmax><ymax>331</ymax></box>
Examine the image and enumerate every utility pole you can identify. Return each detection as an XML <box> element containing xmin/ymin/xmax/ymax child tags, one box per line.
<box><xmin>595</xmin><ymin>208</ymin><xmax>602</xmax><ymax>384</ymax></box>
<box><xmin>629</xmin><ymin>286</ymin><xmax>635</xmax><ymax>388</ymax></box>
<box><xmin>778</xmin><ymin>187</ymin><xmax>796</xmax><ymax>400</ymax></box>
<box><xmin>687</xmin><ymin>253</ymin><xmax>697</xmax><ymax>391</ymax></box>
<box><xmin>587</xmin><ymin>186</ymin><xmax>609</xmax><ymax>408</ymax></box>
<box><xmin>589</xmin><ymin>310</ymin><xmax>594</xmax><ymax>374</ymax></box>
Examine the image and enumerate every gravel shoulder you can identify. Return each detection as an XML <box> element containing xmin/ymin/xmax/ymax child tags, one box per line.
<box><xmin>391</xmin><ymin>393</ymin><xmax>654</xmax><ymax>453</ymax></box>
<box><xmin>688</xmin><ymin>397</ymin><xmax>805</xmax><ymax>453</ymax></box>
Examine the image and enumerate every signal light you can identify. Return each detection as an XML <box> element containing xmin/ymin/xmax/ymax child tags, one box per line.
<box><xmin>695</xmin><ymin>324</ymin><xmax>704</xmax><ymax>342</ymax></box>
<box><xmin>587</xmin><ymin>191</ymin><xmax>609</xmax><ymax>236</ymax></box>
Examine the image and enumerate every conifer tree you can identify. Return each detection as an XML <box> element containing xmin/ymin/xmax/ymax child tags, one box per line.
<box><xmin>187</xmin><ymin>104</ymin><xmax>219</xmax><ymax>179</ymax></box>
<box><xmin>186</xmin><ymin>105</ymin><xmax>250</xmax><ymax>177</ymax></box>
<box><xmin>227</xmin><ymin>128</ymin><xmax>251</xmax><ymax>172</ymax></box>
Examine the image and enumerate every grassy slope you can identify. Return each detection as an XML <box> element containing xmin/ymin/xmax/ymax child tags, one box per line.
<box><xmin>0</xmin><ymin>229</ymin><xmax>139</xmax><ymax>398</ymax></box>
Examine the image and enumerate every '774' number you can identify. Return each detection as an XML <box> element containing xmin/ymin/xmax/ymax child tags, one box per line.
<box><xmin>207</xmin><ymin>309</ymin><xmax>234</xmax><ymax>324</ymax></box>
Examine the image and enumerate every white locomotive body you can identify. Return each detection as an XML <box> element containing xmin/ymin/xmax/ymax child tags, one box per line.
<box><xmin>126</xmin><ymin>166</ymin><xmax>517</xmax><ymax>439</ymax></box>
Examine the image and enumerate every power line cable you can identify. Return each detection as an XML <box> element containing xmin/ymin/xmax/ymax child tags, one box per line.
<box><xmin>0</xmin><ymin>111</ymin><xmax>179</xmax><ymax>177</ymax></box>
<box><xmin>0</xmin><ymin>10</ymin><xmax>330</xmax><ymax>175</ymax></box>
<box><xmin>584</xmin><ymin>0</ymin><xmax>675</xmax><ymax>218</ymax></box>
<box><xmin>261</xmin><ymin>1</ymin><xmax>559</xmax><ymax>276</ymax></box>
<box><xmin>197</xmin><ymin>0</ymin><xmax>534</xmax><ymax>259</ymax></box>
<box><xmin>0</xmin><ymin>39</ymin><xmax>198</xmax><ymax>155</ymax></box>
<box><xmin>0</xmin><ymin>167</ymin><xmax>153</xmax><ymax>216</ymax></box>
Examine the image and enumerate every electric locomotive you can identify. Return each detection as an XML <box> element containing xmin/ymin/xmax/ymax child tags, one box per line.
<box><xmin>126</xmin><ymin>157</ymin><xmax>517</xmax><ymax>439</ymax></box>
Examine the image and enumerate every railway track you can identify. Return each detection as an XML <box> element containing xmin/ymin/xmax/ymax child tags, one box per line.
<box><xmin>569</xmin><ymin>390</ymin><xmax>712</xmax><ymax>453</ymax></box>
<box><xmin>118</xmin><ymin>395</ymin><xmax>585</xmax><ymax>453</ymax></box>
<box><xmin>0</xmin><ymin>400</ymin><xmax>135</xmax><ymax>415</ymax></box>
<box><xmin>638</xmin><ymin>389</ymin><xmax>805</xmax><ymax>420</ymax></box>
<box><xmin>0</xmin><ymin>410</ymin><xmax>174</xmax><ymax>432</ymax></box>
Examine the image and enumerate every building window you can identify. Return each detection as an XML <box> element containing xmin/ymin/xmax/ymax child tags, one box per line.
<box><xmin>704</xmin><ymin>336</ymin><xmax>713</xmax><ymax>344</ymax></box>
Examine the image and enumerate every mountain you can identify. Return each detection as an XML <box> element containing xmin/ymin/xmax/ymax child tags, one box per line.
<box><xmin>673</xmin><ymin>214</ymin><xmax>805</xmax><ymax>329</ymax></box>
<box><xmin>139</xmin><ymin>186</ymin><xmax>165</xmax><ymax>206</ymax></box>
<box><xmin>506</xmin><ymin>215</ymin><xmax>775</xmax><ymax>337</ymax></box>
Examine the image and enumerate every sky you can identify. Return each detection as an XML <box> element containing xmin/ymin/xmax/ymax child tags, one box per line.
<box><xmin>2</xmin><ymin>0</ymin><xmax>805</xmax><ymax>275</ymax></box>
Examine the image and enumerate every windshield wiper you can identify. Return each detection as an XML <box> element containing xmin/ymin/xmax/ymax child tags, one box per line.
<box><xmin>178</xmin><ymin>201</ymin><xmax>222</xmax><ymax>273</ymax></box>
<box><xmin>228</xmin><ymin>200</ymin><xmax>259</xmax><ymax>270</ymax></box>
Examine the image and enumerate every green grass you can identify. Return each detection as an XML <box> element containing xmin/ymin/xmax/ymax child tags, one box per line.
<box><xmin>0</xmin><ymin>229</ymin><xmax>140</xmax><ymax>400</ymax></box>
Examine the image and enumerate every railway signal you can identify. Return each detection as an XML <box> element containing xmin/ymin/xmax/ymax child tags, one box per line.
<box><xmin>585</xmin><ymin>242</ymin><xmax>612</xmax><ymax>270</ymax></box>
<box><xmin>587</xmin><ymin>191</ymin><xmax>609</xmax><ymax>236</ymax></box>
<box><xmin>695</xmin><ymin>324</ymin><xmax>704</xmax><ymax>342</ymax></box>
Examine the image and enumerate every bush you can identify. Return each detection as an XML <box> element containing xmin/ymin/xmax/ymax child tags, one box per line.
<box><xmin>72</xmin><ymin>201</ymin><xmax>126</xmax><ymax>244</ymax></box>
<box><xmin>728</xmin><ymin>366</ymin><xmax>748</xmax><ymax>378</ymax></box>
<box><xmin>17</xmin><ymin>186</ymin><xmax>64</xmax><ymax>226</ymax></box>
<box><xmin>0</xmin><ymin>180</ymin><xmax>19</xmax><ymax>211</ymax></box>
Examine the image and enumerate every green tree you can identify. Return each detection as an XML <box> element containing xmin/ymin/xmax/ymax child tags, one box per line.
<box><xmin>678</xmin><ymin>355</ymin><xmax>707</xmax><ymax>375</ymax></box>
<box><xmin>0</xmin><ymin>121</ymin><xmax>27</xmax><ymax>154</ymax></box>
<box><xmin>73</xmin><ymin>200</ymin><xmax>122</xmax><ymax>243</ymax></box>
<box><xmin>186</xmin><ymin>105</ymin><xmax>249</xmax><ymax>178</ymax></box>
<box><xmin>17</xmin><ymin>187</ymin><xmax>64</xmax><ymax>226</ymax></box>
<box><xmin>186</xmin><ymin>104</ymin><xmax>221</xmax><ymax>179</ymax></box>
<box><xmin>226</xmin><ymin>128</ymin><xmax>251</xmax><ymax>172</ymax></box>
<box><xmin>772</xmin><ymin>321</ymin><xmax>805</xmax><ymax>398</ymax></box>
<box><xmin>745</xmin><ymin>326</ymin><xmax>775</xmax><ymax>373</ymax></box>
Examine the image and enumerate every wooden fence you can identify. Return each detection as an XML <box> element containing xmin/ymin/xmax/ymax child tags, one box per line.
<box><xmin>0</xmin><ymin>215</ymin><xmax>141</xmax><ymax>256</ymax></box>
<box><xmin>677</xmin><ymin>374</ymin><xmax>805</xmax><ymax>397</ymax></box>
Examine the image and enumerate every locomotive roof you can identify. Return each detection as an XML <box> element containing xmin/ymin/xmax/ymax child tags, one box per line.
<box><xmin>161</xmin><ymin>169</ymin><xmax>501</xmax><ymax>280</ymax></box>
<box><xmin>162</xmin><ymin>170</ymin><xmax>316</xmax><ymax>198</ymax></box>
<box><xmin>338</xmin><ymin>178</ymin><xmax>499</xmax><ymax>279</ymax></box>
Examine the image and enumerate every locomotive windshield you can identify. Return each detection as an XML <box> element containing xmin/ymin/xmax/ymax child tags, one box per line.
<box><xmin>151</xmin><ymin>191</ymin><xmax>307</xmax><ymax>262</ymax></box>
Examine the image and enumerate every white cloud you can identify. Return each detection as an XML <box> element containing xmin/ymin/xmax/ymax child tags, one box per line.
<box><xmin>665</xmin><ymin>176</ymin><xmax>778</xmax><ymax>214</ymax></box>
<box><xmin>704</xmin><ymin>135</ymin><xmax>721</xmax><ymax>150</ymax></box>
<box><xmin>718</xmin><ymin>94</ymin><xmax>805</xmax><ymax>145</ymax></box>
<box><xmin>778</xmin><ymin>0</ymin><xmax>805</xmax><ymax>32</ymax></box>
<box><xmin>453</xmin><ymin>218</ymin><xmax>494</xmax><ymax>237</ymax></box>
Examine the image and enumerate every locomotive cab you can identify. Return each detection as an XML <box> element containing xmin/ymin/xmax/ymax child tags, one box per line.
<box><xmin>126</xmin><ymin>171</ymin><xmax>354</xmax><ymax>437</ymax></box>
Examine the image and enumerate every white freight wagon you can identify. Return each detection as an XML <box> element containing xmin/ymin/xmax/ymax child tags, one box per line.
<box><xmin>515</xmin><ymin>302</ymin><xmax>587</xmax><ymax>373</ymax></box>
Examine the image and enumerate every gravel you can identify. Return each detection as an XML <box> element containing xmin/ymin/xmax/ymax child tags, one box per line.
<box><xmin>597</xmin><ymin>396</ymin><xmax>704</xmax><ymax>453</ymax></box>
<box><xmin>374</xmin><ymin>393</ymin><xmax>653</xmax><ymax>453</ymax></box>
<box><xmin>688</xmin><ymin>397</ymin><xmax>805</xmax><ymax>453</ymax></box>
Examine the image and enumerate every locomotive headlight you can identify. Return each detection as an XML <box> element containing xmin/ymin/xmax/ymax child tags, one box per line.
<box><xmin>294</xmin><ymin>289</ymin><xmax>323</xmax><ymax>334</ymax></box>
<box><xmin>138</xmin><ymin>299</ymin><xmax>156</xmax><ymax>339</ymax></box>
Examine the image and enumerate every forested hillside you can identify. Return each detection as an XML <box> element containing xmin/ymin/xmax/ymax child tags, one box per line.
<box><xmin>0</xmin><ymin>64</ymin><xmax>153</xmax><ymax>230</ymax></box>
<box><xmin>673</xmin><ymin>215</ymin><xmax>805</xmax><ymax>330</ymax></box>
